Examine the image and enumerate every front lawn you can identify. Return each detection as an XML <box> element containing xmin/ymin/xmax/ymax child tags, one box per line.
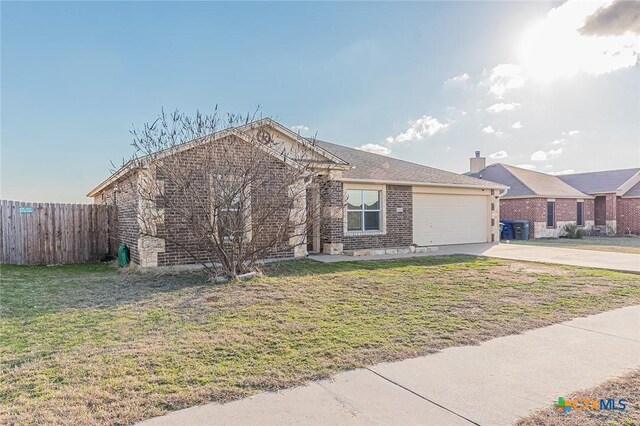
<box><xmin>511</xmin><ymin>236</ymin><xmax>640</xmax><ymax>254</ymax></box>
<box><xmin>2</xmin><ymin>256</ymin><xmax>640</xmax><ymax>425</ymax></box>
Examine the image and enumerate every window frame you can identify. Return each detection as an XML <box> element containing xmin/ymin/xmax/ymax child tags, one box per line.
<box><xmin>211</xmin><ymin>176</ymin><xmax>252</xmax><ymax>242</ymax></box>
<box><xmin>343</xmin><ymin>184</ymin><xmax>386</xmax><ymax>236</ymax></box>
<box><xmin>576</xmin><ymin>200</ymin><xmax>584</xmax><ymax>226</ymax></box>
<box><xmin>546</xmin><ymin>200</ymin><xmax>556</xmax><ymax>228</ymax></box>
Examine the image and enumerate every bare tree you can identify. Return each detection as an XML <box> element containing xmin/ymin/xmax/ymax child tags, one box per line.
<box><xmin>125</xmin><ymin>109</ymin><xmax>319</xmax><ymax>279</ymax></box>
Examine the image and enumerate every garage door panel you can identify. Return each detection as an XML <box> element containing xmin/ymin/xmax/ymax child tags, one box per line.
<box><xmin>413</xmin><ymin>193</ymin><xmax>488</xmax><ymax>245</ymax></box>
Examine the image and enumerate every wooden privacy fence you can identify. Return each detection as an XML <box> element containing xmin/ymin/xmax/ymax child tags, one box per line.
<box><xmin>0</xmin><ymin>200</ymin><xmax>118</xmax><ymax>265</ymax></box>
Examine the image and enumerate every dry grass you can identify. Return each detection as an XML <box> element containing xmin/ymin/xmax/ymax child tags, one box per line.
<box><xmin>2</xmin><ymin>256</ymin><xmax>640</xmax><ymax>425</ymax></box>
<box><xmin>517</xmin><ymin>369</ymin><xmax>640</xmax><ymax>426</ymax></box>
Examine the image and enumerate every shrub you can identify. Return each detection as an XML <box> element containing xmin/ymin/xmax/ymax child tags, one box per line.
<box><xmin>562</xmin><ymin>223</ymin><xmax>584</xmax><ymax>239</ymax></box>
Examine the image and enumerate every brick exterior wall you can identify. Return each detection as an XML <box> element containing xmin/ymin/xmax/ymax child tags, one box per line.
<box><xmin>500</xmin><ymin>197</ymin><xmax>594</xmax><ymax>238</ymax></box>
<box><xmin>317</xmin><ymin>179</ymin><xmax>414</xmax><ymax>252</ymax></box>
<box><xmin>94</xmin><ymin>174</ymin><xmax>140</xmax><ymax>264</ymax></box>
<box><xmin>342</xmin><ymin>185</ymin><xmax>413</xmax><ymax>251</ymax></box>
<box><xmin>94</xmin><ymin>135</ymin><xmax>299</xmax><ymax>267</ymax></box>
<box><xmin>154</xmin><ymin>137</ymin><xmax>295</xmax><ymax>266</ymax></box>
<box><xmin>617</xmin><ymin>198</ymin><xmax>640</xmax><ymax>235</ymax></box>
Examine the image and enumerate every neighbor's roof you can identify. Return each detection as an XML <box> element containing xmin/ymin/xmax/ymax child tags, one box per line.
<box><xmin>557</xmin><ymin>168</ymin><xmax>640</xmax><ymax>195</ymax></box>
<box><xmin>468</xmin><ymin>163</ymin><xmax>589</xmax><ymax>198</ymax></box>
<box><xmin>314</xmin><ymin>140</ymin><xmax>505</xmax><ymax>189</ymax></box>
<box><xmin>622</xmin><ymin>180</ymin><xmax>640</xmax><ymax>197</ymax></box>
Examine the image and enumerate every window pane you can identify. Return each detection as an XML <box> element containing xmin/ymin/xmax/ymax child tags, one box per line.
<box><xmin>347</xmin><ymin>211</ymin><xmax>362</xmax><ymax>231</ymax></box>
<box><xmin>577</xmin><ymin>202</ymin><xmax>584</xmax><ymax>226</ymax></box>
<box><xmin>363</xmin><ymin>190</ymin><xmax>380</xmax><ymax>210</ymax></box>
<box><xmin>364</xmin><ymin>211</ymin><xmax>380</xmax><ymax>230</ymax></box>
<box><xmin>547</xmin><ymin>202</ymin><xmax>555</xmax><ymax>227</ymax></box>
<box><xmin>218</xmin><ymin>211</ymin><xmax>236</xmax><ymax>238</ymax></box>
<box><xmin>347</xmin><ymin>190</ymin><xmax>362</xmax><ymax>210</ymax></box>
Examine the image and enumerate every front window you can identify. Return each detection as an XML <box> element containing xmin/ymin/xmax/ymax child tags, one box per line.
<box><xmin>347</xmin><ymin>189</ymin><xmax>381</xmax><ymax>231</ymax></box>
<box><xmin>577</xmin><ymin>201</ymin><xmax>584</xmax><ymax>226</ymax></box>
<box><xmin>214</xmin><ymin>180</ymin><xmax>249</xmax><ymax>241</ymax></box>
<box><xmin>547</xmin><ymin>201</ymin><xmax>555</xmax><ymax>227</ymax></box>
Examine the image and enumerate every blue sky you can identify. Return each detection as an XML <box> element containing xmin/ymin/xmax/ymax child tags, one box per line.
<box><xmin>2</xmin><ymin>1</ymin><xmax>639</xmax><ymax>203</ymax></box>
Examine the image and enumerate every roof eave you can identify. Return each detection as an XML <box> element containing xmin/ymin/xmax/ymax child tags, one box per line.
<box><xmin>335</xmin><ymin>177</ymin><xmax>507</xmax><ymax>190</ymax></box>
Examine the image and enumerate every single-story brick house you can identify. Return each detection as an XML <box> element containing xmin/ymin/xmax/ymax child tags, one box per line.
<box><xmin>558</xmin><ymin>168</ymin><xmax>640</xmax><ymax>235</ymax></box>
<box><xmin>88</xmin><ymin>119</ymin><xmax>505</xmax><ymax>267</ymax></box>
<box><xmin>467</xmin><ymin>152</ymin><xmax>640</xmax><ymax>238</ymax></box>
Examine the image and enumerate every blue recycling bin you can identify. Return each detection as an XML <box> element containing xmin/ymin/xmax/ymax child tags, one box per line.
<box><xmin>500</xmin><ymin>220</ymin><xmax>514</xmax><ymax>241</ymax></box>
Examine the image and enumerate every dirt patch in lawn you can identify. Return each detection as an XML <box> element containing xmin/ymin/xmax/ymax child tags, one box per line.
<box><xmin>517</xmin><ymin>369</ymin><xmax>640</xmax><ymax>426</ymax></box>
<box><xmin>2</xmin><ymin>256</ymin><xmax>640</xmax><ymax>425</ymax></box>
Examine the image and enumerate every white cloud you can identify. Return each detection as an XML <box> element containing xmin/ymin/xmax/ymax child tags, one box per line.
<box><xmin>489</xmin><ymin>150</ymin><xmax>508</xmax><ymax>159</ymax></box>
<box><xmin>357</xmin><ymin>143</ymin><xmax>391</xmax><ymax>156</ymax></box>
<box><xmin>512</xmin><ymin>121</ymin><xmax>523</xmax><ymax>129</ymax></box>
<box><xmin>518</xmin><ymin>0</ymin><xmax>639</xmax><ymax>81</ymax></box>
<box><xmin>567</xmin><ymin>130</ymin><xmax>580</xmax><ymax>136</ymax></box>
<box><xmin>548</xmin><ymin>147</ymin><xmax>564</xmax><ymax>158</ymax></box>
<box><xmin>386</xmin><ymin>115</ymin><xmax>449</xmax><ymax>144</ymax></box>
<box><xmin>517</xmin><ymin>164</ymin><xmax>537</xmax><ymax>170</ymax></box>
<box><xmin>532</xmin><ymin>147</ymin><xmax>564</xmax><ymax>162</ymax></box>
<box><xmin>487</xmin><ymin>63</ymin><xmax>527</xmax><ymax>98</ymax></box>
<box><xmin>486</xmin><ymin>102</ymin><xmax>521</xmax><ymax>113</ymax></box>
<box><xmin>531</xmin><ymin>150</ymin><xmax>548</xmax><ymax>161</ymax></box>
<box><xmin>551</xmin><ymin>138</ymin><xmax>566</xmax><ymax>145</ymax></box>
<box><xmin>549</xmin><ymin>169</ymin><xmax>575</xmax><ymax>175</ymax></box>
<box><xmin>445</xmin><ymin>73</ymin><xmax>470</xmax><ymax>85</ymax></box>
<box><xmin>482</xmin><ymin>125</ymin><xmax>506</xmax><ymax>137</ymax></box>
<box><xmin>291</xmin><ymin>125</ymin><xmax>309</xmax><ymax>133</ymax></box>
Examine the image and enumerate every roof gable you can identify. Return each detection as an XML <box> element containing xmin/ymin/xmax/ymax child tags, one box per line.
<box><xmin>471</xmin><ymin>164</ymin><xmax>589</xmax><ymax>198</ymax></box>
<box><xmin>624</xmin><ymin>180</ymin><xmax>640</xmax><ymax>197</ymax></box>
<box><xmin>558</xmin><ymin>168</ymin><xmax>640</xmax><ymax>195</ymax></box>
<box><xmin>88</xmin><ymin>119</ymin><xmax>348</xmax><ymax>197</ymax></box>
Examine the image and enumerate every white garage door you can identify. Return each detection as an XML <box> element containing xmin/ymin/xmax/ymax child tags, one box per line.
<box><xmin>413</xmin><ymin>193</ymin><xmax>489</xmax><ymax>246</ymax></box>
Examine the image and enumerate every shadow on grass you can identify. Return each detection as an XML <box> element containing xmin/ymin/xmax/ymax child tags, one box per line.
<box><xmin>0</xmin><ymin>255</ymin><xmax>484</xmax><ymax>319</ymax></box>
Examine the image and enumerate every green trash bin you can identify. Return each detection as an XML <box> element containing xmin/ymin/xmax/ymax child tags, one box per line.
<box><xmin>118</xmin><ymin>244</ymin><xmax>130</xmax><ymax>267</ymax></box>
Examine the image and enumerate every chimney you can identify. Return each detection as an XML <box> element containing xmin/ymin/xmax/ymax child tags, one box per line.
<box><xmin>470</xmin><ymin>151</ymin><xmax>486</xmax><ymax>174</ymax></box>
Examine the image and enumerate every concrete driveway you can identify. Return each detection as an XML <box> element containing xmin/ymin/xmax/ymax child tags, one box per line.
<box><xmin>448</xmin><ymin>243</ymin><xmax>640</xmax><ymax>273</ymax></box>
<box><xmin>139</xmin><ymin>305</ymin><xmax>640</xmax><ymax>426</ymax></box>
<box><xmin>311</xmin><ymin>243</ymin><xmax>640</xmax><ymax>273</ymax></box>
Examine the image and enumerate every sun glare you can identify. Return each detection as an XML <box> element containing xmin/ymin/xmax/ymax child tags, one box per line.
<box><xmin>517</xmin><ymin>0</ymin><xmax>639</xmax><ymax>82</ymax></box>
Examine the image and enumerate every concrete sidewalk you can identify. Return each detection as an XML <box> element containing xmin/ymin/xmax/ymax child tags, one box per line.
<box><xmin>139</xmin><ymin>305</ymin><xmax>640</xmax><ymax>426</ymax></box>
<box><xmin>310</xmin><ymin>242</ymin><xmax>640</xmax><ymax>273</ymax></box>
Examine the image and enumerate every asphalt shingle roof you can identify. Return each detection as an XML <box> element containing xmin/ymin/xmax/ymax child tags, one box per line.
<box><xmin>468</xmin><ymin>164</ymin><xmax>588</xmax><ymax>198</ymax></box>
<box><xmin>557</xmin><ymin>168</ymin><xmax>640</xmax><ymax>195</ymax></box>
<box><xmin>314</xmin><ymin>139</ymin><xmax>504</xmax><ymax>188</ymax></box>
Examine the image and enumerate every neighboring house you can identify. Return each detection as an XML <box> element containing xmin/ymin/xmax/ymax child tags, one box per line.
<box><xmin>468</xmin><ymin>153</ymin><xmax>594</xmax><ymax>238</ymax></box>
<box><xmin>468</xmin><ymin>152</ymin><xmax>640</xmax><ymax>238</ymax></box>
<box><xmin>88</xmin><ymin>119</ymin><xmax>505</xmax><ymax>267</ymax></box>
<box><xmin>558</xmin><ymin>168</ymin><xmax>640</xmax><ymax>235</ymax></box>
